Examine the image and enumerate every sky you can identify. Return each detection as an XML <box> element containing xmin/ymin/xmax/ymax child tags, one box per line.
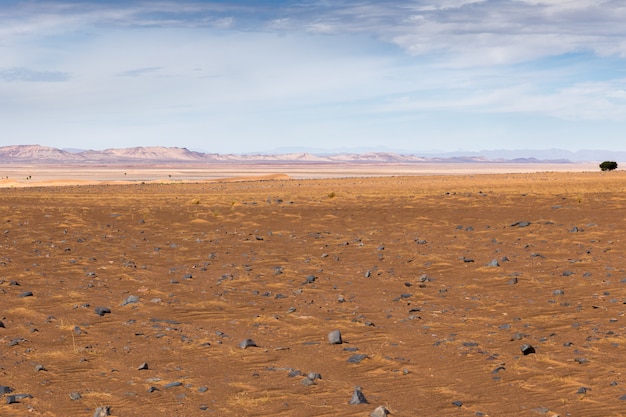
<box><xmin>1</xmin><ymin>0</ymin><xmax>626</xmax><ymax>154</ymax></box>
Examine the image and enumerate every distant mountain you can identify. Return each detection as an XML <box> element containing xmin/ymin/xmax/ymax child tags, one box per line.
<box><xmin>0</xmin><ymin>145</ymin><xmax>83</xmax><ymax>162</ymax></box>
<box><xmin>0</xmin><ymin>144</ymin><xmax>608</xmax><ymax>164</ymax></box>
<box><xmin>269</xmin><ymin>147</ymin><xmax>626</xmax><ymax>162</ymax></box>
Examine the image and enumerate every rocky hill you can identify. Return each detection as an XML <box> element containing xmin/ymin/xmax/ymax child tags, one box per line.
<box><xmin>0</xmin><ymin>145</ymin><xmax>572</xmax><ymax>164</ymax></box>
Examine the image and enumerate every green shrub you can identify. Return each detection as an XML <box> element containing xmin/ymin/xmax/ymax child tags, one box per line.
<box><xmin>599</xmin><ymin>161</ymin><xmax>618</xmax><ymax>171</ymax></box>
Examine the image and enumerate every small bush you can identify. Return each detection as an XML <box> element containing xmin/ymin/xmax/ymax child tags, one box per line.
<box><xmin>599</xmin><ymin>161</ymin><xmax>618</xmax><ymax>171</ymax></box>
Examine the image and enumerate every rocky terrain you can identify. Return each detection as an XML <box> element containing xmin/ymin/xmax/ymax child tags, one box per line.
<box><xmin>1</xmin><ymin>171</ymin><xmax>626</xmax><ymax>416</ymax></box>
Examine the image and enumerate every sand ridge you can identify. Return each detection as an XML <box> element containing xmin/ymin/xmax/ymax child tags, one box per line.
<box><xmin>1</xmin><ymin>171</ymin><xmax>626</xmax><ymax>416</ymax></box>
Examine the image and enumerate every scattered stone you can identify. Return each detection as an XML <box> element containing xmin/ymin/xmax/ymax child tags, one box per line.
<box><xmin>521</xmin><ymin>344</ymin><xmax>536</xmax><ymax>355</ymax></box>
<box><xmin>487</xmin><ymin>259</ymin><xmax>499</xmax><ymax>267</ymax></box>
<box><xmin>69</xmin><ymin>391</ymin><xmax>81</xmax><ymax>400</ymax></box>
<box><xmin>347</xmin><ymin>354</ymin><xmax>368</xmax><ymax>363</ymax></box>
<box><xmin>507</xmin><ymin>277</ymin><xmax>518</xmax><ymax>285</ymax></box>
<box><xmin>577</xmin><ymin>387</ymin><xmax>591</xmax><ymax>395</ymax></box>
<box><xmin>198</xmin><ymin>386</ymin><xmax>209</xmax><ymax>393</ymax></box>
<box><xmin>93</xmin><ymin>406</ymin><xmax>111</xmax><ymax>417</ymax></box>
<box><xmin>5</xmin><ymin>393</ymin><xmax>32</xmax><ymax>404</ymax></box>
<box><xmin>451</xmin><ymin>400</ymin><xmax>463</xmax><ymax>407</ymax></box>
<box><xmin>370</xmin><ymin>405</ymin><xmax>391</xmax><ymax>417</ymax></box>
<box><xmin>328</xmin><ymin>330</ymin><xmax>342</xmax><ymax>345</ymax></box>
<box><xmin>0</xmin><ymin>385</ymin><xmax>12</xmax><ymax>394</ymax></box>
<box><xmin>562</xmin><ymin>271</ymin><xmax>574</xmax><ymax>277</ymax></box>
<box><xmin>137</xmin><ymin>362</ymin><xmax>149</xmax><ymax>370</ymax></box>
<box><xmin>462</xmin><ymin>257</ymin><xmax>475</xmax><ymax>263</ymax></box>
<box><xmin>301</xmin><ymin>376</ymin><xmax>316</xmax><ymax>386</ymax></box>
<box><xmin>553</xmin><ymin>289</ymin><xmax>565</xmax><ymax>296</ymax></box>
<box><xmin>95</xmin><ymin>307</ymin><xmax>111</xmax><ymax>316</ymax></box>
<box><xmin>18</xmin><ymin>291</ymin><xmax>33</xmax><ymax>297</ymax></box>
<box><xmin>574</xmin><ymin>357</ymin><xmax>589</xmax><ymax>364</ymax></box>
<box><xmin>349</xmin><ymin>386</ymin><xmax>368</xmax><ymax>404</ymax></box>
<box><xmin>164</xmin><ymin>381</ymin><xmax>183</xmax><ymax>388</ymax></box>
<box><xmin>34</xmin><ymin>364</ymin><xmax>46</xmax><ymax>372</ymax></box>
<box><xmin>303</xmin><ymin>274</ymin><xmax>316</xmax><ymax>284</ymax></box>
<box><xmin>0</xmin><ymin>320</ymin><xmax>4</xmax><ymax>328</ymax></box>
<box><xmin>511</xmin><ymin>221</ymin><xmax>531</xmax><ymax>227</ymax></box>
<box><xmin>492</xmin><ymin>366</ymin><xmax>506</xmax><ymax>374</ymax></box>
<box><xmin>121</xmin><ymin>295</ymin><xmax>139</xmax><ymax>306</ymax></box>
<box><xmin>239</xmin><ymin>338</ymin><xmax>257</xmax><ymax>349</ymax></box>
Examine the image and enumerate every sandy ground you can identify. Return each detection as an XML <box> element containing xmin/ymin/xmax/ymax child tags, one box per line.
<box><xmin>0</xmin><ymin>162</ymin><xmax>600</xmax><ymax>186</ymax></box>
<box><xmin>1</xmin><ymin>169</ymin><xmax>626</xmax><ymax>416</ymax></box>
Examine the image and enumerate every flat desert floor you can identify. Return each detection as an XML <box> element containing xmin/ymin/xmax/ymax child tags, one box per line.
<box><xmin>2</xmin><ymin>169</ymin><xmax>626</xmax><ymax>416</ymax></box>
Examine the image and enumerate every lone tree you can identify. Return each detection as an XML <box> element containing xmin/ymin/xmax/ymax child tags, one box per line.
<box><xmin>599</xmin><ymin>161</ymin><xmax>618</xmax><ymax>171</ymax></box>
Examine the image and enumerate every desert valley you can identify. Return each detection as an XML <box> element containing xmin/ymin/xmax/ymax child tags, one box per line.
<box><xmin>1</xmin><ymin>150</ymin><xmax>626</xmax><ymax>416</ymax></box>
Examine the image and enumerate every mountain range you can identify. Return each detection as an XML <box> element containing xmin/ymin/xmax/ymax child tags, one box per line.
<box><xmin>0</xmin><ymin>145</ymin><xmax>618</xmax><ymax>164</ymax></box>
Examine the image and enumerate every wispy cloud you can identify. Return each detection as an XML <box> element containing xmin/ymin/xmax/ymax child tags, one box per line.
<box><xmin>0</xmin><ymin>67</ymin><xmax>70</xmax><ymax>82</ymax></box>
<box><xmin>116</xmin><ymin>67</ymin><xmax>162</xmax><ymax>78</ymax></box>
<box><xmin>2</xmin><ymin>1</ymin><xmax>626</xmax><ymax>152</ymax></box>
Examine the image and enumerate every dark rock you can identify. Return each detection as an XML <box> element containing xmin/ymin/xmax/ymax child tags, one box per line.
<box><xmin>137</xmin><ymin>362</ymin><xmax>149</xmax><ymax>370</ymax></box>
<box><xmin>553</xmin><ymin>289</ymin><xmax>565</xmax><ymax>296</ymax></box>
<box><xmin>95</xmin><ymin>307</ymin><xmax>111</xmax><ymax>316</ymax></box>
<box><xmin>521</xmin><ymin>344</ymin><xmax>536</xmax><ymax>355</ymax></box>
<box><xmin>34</xmin><ymin>364</ymin><xmax>46</xmax><ymax>371</ymax></box>
<box><xmin>562</xmin><ymin>271</ymin><xmax>574</xmax><ymax>277</ymax></box>
<box><xmin>462</xmin><ymin>257</ymin><xmax>475</xmax><ymax>263</ymax></box>
<box><xmin>18</xmin><ymin>291</ymin><xmax>33</xmax><ymax>297</ymax></box>
<box><xmin>0</xmin><ymin>385</ymin><xmax>12</xmax><ymax>394</ymax></box>
<box><xmin>0</xmin><ymin>320</ymin><xmax>4</xmax><ymax>328</ymax></box>
<box><xmin>328</xmin><ymin>330</ymin><xmax>342</xmax><ymax>345</ymax></box>
<box><xmin>577</xmin><ymin>387</ymin><xmax>591</xmax><ymax>394</ymax></box>
<box><xmin>511</xmin><ymin>221</ymin><xmax>531</xmax><ymax>227</ymax></box>
<box><xmin>239</xmin><ymin>338</ymin><xmax>257</xmax><ymax>349</ymax></box>
<box><xmin>574</xmin><ymin>357</ymin><xmax>588</xmax><ymax>364</ymax></box>
<box><xmin>164</xmin><ymin>381</ymin><xmax>183</xmax><ymax>388</ymax></box>
<box><xmin>349</xmin><ymin>386</ymin><xmax>368</xmax><ymax>404</ymax></box>
<box><xmin>147</xmin><ymin>386</ymin><xmax>159</xmax><ymax>393</ymax></box>
<box><xmin>69</xmin><ymin>391</ymin><xmax>81</xmax><ymax>400</ymax></box>
<box><xmin>347</xmin><ymin>354</ymin><xmax>368</xmax><ymax>363</ymax></box>
<box><xmin>452</xmin><ymin>400</ymin><xmax>463</xmax><ymax>407</ymax></box>
<box><xmin>198</xmin><ymin>386</ymin><xmax>209</xmax><ymax>393</ymax></box>
<box><xmin>507</xmin><ymin>277</ymin><xmax>518</xmax><ymax>285</ymax></box>
<box><xmin>303</xmin><ymin>274</ymin><xmax>316</xmax><ymax>284</ymax></box>
<box><xmin>492</xmin><ymin>366</ymin><xmax>506</xmax><ymax>374</ymax></box>
<box><xmin>487</xmin><ymin>259</ymin><xmax>499</xmax><ymax>267</ymax></box>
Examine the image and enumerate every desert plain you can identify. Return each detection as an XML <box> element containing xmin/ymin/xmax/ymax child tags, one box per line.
<box><xmin>2</xmin><ymin>165</ymin><xmax>626</xmax><ymax>416</ymax></box>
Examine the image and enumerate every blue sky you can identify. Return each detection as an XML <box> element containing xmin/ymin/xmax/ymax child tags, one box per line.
<box><xmin>1</xmin><ymin>0</ymin><xmax>626</xmax><ymax>154</ymax></box>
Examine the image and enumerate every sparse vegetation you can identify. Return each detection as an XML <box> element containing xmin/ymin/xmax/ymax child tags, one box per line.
<box><xmin>600</xmin><ymin>161</ymin><xmax>618</xmax><ymax>171</ymax></box>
